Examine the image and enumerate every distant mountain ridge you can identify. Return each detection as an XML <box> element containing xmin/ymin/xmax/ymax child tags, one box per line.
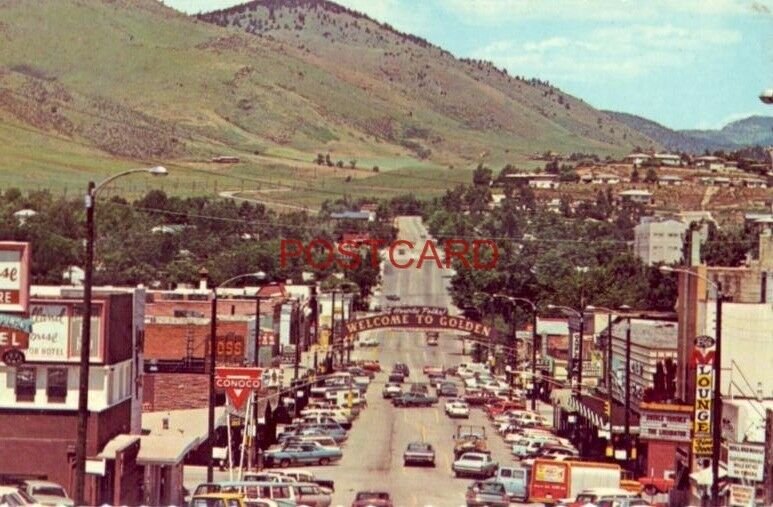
<box><xmin>604</xmin><ymin>111</ymin><xmax>773</xmax><ymax>153</ymax></box>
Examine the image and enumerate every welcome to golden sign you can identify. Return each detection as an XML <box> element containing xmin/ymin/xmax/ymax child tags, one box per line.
<box><xmin>344</xmin><ymin>307</ymin><xmax>499</xmax><ymax>340</ymax></box>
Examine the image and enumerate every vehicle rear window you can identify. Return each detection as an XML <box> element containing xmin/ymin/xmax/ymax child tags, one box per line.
<box><xmin>32</xmin><ymin>486</ymin><xmax>66</xmax><ymax>497</ymax></box>
<box><xmin>477</xmin><ymin>483</ymin><xmax>505</xmax><ymax>494</ymax></box>
<box><xmin>499</xmin><ymin>469</ymin><xmax>512</xmax><ymax>478</ymax></box>
<box><xmin>357</xmin><ymin>492</ymin><xmax>390</xmax><ymax>500</ymax></box>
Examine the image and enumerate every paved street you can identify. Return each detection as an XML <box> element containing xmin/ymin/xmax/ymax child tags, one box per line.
<box><xmin>185</xmin><ymin>216</ymin><xmax>546</xmax><ymax>506</ymax></box>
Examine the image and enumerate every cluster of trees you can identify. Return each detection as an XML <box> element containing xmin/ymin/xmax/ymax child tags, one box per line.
<box><xmin>0</xmin><ymin>188</ymin><xmax>383</xmax><ymax>306</ymax></box>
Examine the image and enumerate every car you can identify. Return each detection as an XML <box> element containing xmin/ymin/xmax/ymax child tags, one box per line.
<box><xmin>452</xmin><ymin>452</ymin><xmax>498</xmax><ymax>479</ymax></box>
<box><xmin>279</xmin><ymin>435</ymin><xmax>341</xmax><ymax>451</ymax></box>
<box><xmin>360</xmin><ymin>360</ymin><xmax>381</xmax><ymax>372</ymax></box>
<box><xmin>489</xmin><ymin>466</ymin><xmax>530</xmax><ymax>502</ymax></box>
<box><xmin>279</xmin><ymin>470</ymin><xmax>335</xmax><ymax>494</ymax></box>
<box><xmin>385</xmin><ymin>294</ymin><xmax>400</xmax><ymax>301</ymax></box>
<box><xmin>381</xmin><ymin>382</ymin><xmax>402</xmax><ymax>399</ymax></box>
<box><xmin>465</xmin><ymin>481</ymin><xmax>509</xmax><ymax>507</ymax></box>
<box><xmin>351</xmin><ymin>491</ymin><xmax>393</xmax><ymax>507</ymax></box>
<box><xmin>393</xmin><ymin>363</ymin><xmax>410</xmax><ymax>377</ymax></box>
<box><xmin>445</xmin><ymin>400</ymin><xmax>470</xmax><ymax>418</ymax></box>
<box><xmin>0</xmin><ymin>486</ymin><xmax>39</xmax><ymax>506</ymax></box>
<box><xmin>392</xmin><ymin>392</ymin><xmax>437</xmax><ymax>407</ymax></box>
<box><xmin>438</xmin><ymin>382</ymin><xmax>459</xmax><ymax>397</ymax></box>
<box><xmin>291</xmin><ymin>482</ymin><xmax>332</xmax><ymax>507</ymax></box>
<box><xmin>359</xmin><ymin>336</ymin><xmax>380</xmax><ymax>347</ymax></box>
<box><xmin>423</xmin><ymin>365</ymin><xmax>444</xmax><ymax>375</ymax></box>
<box><xmin>189</xmin><ymin>492</ymin><xmax>247</xmax><ymax>507</ymax></box>
<box><xmin>22</xmin><ymin>480</ymin><xmax>74</xmax><ymax>507</ymax></box>
<box><xmin>408</xmin><ymin>382</ymin><xmax>430</xmax><ymax>395</ymax></box>
<box><xmin>403</xmin><ymin>442</ymin><xmax>435</xmax><ymax>466</ymax></box>
<box><xmin>387</xmin><ymin>372</ymin><xmax>405</xmax><ymax>384</ymax></box>
<box><xmin>264</xmin><ymin>441</ymin><xmax>343</xmax><ymax>467</ymax></box>
<box><xmin>558</xmin><ymin>487</ymin><xmax>640</xmax><ymax>507</ymax></box>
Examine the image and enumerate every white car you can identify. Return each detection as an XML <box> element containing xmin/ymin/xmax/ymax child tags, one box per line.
<box><xmin>359</xmin><ymin>336</ymin><xmax>380</xmax><ymax>347</ymax></box>
<box><xmin>22</xmin><ymin>481</ymin><xmax>73</xmax><ymax>507</ymax></box>
<box><xmin>0</xmin><ymin>486</ymin><xmax>40</xmax><ymax>506</ymax></box>
<box><xmin>445</xmin><ymin>400</ymin><xmax>470</xmax><ymax>418</ymax></box>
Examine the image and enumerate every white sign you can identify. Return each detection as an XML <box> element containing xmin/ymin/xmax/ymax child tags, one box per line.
<box><xmin>28</xmin><ymin>304</ymin><xmax>70</xmax><ymax>361</ymax></box>
<box><xmin>85</xmin><ymin>459</ymin><xmax>106</xmax><ymax>476</ymax></box>
<box><xmin>728</xmin><ymin>484</ymin><xmax>755</xmax><ymax>507</ymax></box>
<box><xmin>640</xmin><ymin>411</ymin><xmax>692</xmax><ymax>442</ymax></box>
<box><xmin>727</xmin><ymin>442</ymin><xmax>765</xmax><ymax>482</ymax></box>
<box><xmin>0</xmin><ymin>243</ymin><xmax>29</xmax><ymax>314</ymax></box>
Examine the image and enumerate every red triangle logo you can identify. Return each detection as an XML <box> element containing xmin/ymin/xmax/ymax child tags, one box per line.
<box><xmin>215</xmin><ymin>367</ymin><xmax>263</xmax><ymax>410</ymax></box>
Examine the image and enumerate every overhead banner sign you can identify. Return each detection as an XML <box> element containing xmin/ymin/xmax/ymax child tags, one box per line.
<box><xmin>215</xmin><ymin>367</ymin><xmax>262</xmax><ymax>410</ymax></box>
<box><xmin>692</xmin><ymin>334</ymin><xmax>716</xmax><ymax>457</ymax></box>
<box><xmin>727</xmin><ymin>442</ymin><xmax>765</xmax><ymax>482</ymax></box>
<box><xmin>344</xmin><ymin>306</ymin><xmax>498</xmax><ymax>340</ymax></box>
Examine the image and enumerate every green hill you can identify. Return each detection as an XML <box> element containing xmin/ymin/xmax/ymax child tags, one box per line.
<box><xmin>0</xmin><ymin>0</ymin><xmax>656</xmax><ymax>205</ymax></box>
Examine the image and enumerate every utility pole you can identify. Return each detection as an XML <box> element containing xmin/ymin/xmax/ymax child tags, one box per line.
<box><xmin>331</xmin><ymin>291</ymin><xmax>337</xmax><ymax>369</ymax></box>
<box><xmin>711</xmin><ymin>283</ymin><xmax>723</xmax><ymax>507</ymax></box>
<box><xmin>607</xmin><ymin>312</ymin><xmax>614</xmax><ymax>454</ymax></box>
<box><xmin>624</xmin><ymin>316</ymin><xmax>632</xmax><ymax>471</ymax></box>
<box><xmin>510</xmin><ymin>302</ymin><xmax>517</xmax><ymax>395</ymax></box>
<box><xmin>577</xmin><ymin>311</ymin><xmax>585</xmax><ymax>399</ymax></box>
<box><xmin>249</xmin><ymin>294</ymin><xmax>262</xmax><ymax>471</ymax></box>
<box><xmin>207</xmin><ymin>294</ymin><xmax>217</xmax><ymax>482</ymax></box>
<box><xmin>531</xmin><ymin>308</ymin><xmax>538</xmax><ymax>411</ymax></box>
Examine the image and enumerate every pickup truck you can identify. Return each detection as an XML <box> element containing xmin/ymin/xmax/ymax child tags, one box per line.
<box><xmin>392</xmin><ymin>392</ymin><xmax>438</xmax><ymax>407</ymax></box>
<box><xmin>452</xmin><ymin>452</ymin><xmax>498</xmax><ymax>479</ymax></box>
<box><xmin>403</xmin><ymin>442</ymin><xmax>435</xmax><ymax>467</ymax></box>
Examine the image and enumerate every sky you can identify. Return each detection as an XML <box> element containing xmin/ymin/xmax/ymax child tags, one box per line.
<box><xmin>165</xmin><ymin>0</ymin><xmax>772</xmax><ymax>130</ymax></box>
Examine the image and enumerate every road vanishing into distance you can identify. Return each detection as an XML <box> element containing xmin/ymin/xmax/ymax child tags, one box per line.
<box><xmin>298</xmin><ymin>216</ymin><xmax>542</xmax><ymax>507</ymax></box>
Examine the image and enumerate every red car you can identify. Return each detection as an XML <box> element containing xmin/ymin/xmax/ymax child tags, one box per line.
<box><xmin>638</xmin><ymin>476</ymin><xmax>674</xmax><ymax>496</ymax></box>
<box><xmin>464</xmin><ymin>389</ymin><xmax>501</xmax><ymax>406</ymax></box>
<box><xmin>351</xmin><ymin>491</ymin><xmax>393</xmax><ymax>507</ymax></box>
<box><xmin>485</xmin><ymin>400</ymin><xmax>527</xmax><ymax>418</ymax></box>
<box><xmin>360</xmin><ymin>360</ymin><xmax>381</xmax><ymax>372</ymax></box>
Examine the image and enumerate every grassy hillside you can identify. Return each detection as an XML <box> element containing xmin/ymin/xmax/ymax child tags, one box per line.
<box><xmin>0</xmin><ymin>0</ymin><xmax>656</xmax><ymax>205</ymax></box>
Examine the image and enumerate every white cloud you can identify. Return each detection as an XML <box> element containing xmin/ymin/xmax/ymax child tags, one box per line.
<box><xmin>474</xmin><ymin>23</ymin><xmax>741</xmax><ymax>83</ymax></box>
<box><xmin>442</xmin><ymin>0</ymin><xmax>760</xmax><ymax>24</ymax></box>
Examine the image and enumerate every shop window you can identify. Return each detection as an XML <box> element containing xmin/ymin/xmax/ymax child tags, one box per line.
<box><xmin>47</xmin><ymin>368</ymin><xmax>68</xmax><ymax>403</ymax></box>
<box><xmin>15</xmin><ymin>367</ymin><xmax>36</xmax><ymax>402</ymax></box>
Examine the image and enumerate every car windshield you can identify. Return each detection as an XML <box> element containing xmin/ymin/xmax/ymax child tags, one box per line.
<box><xmin>475</xmin><ymin>482</ymin><xmax>504</xmax><ymax>494</ymax></box>
<box><xmin>32</xmin><ymin>486</ymin><xmax>67</xmax><ymax>497</ymax></box>
<box><xmin>356</xmin><ymin>492</ymin><xmax>389</xmax><ymax>500</ymax></box>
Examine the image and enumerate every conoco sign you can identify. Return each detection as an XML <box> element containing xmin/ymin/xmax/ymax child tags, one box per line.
<box><xmin>344</xmin><ymin>306</ymin><xmax>499</xmax><ymax>340</ymax></box>
<box><xmin>215</xmin><ymin>367</ymin><xmax>262</xmax><ymax>410</ymax></box>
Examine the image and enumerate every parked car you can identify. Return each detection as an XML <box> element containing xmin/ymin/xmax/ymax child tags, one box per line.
<box><xmin>360</xmin><ymin>360</ymin><xmax>381</xmax><ymax>372</ymax></box>
<box><xmin>351</xmin><ymin>491</ymin><xmax>393</xmax><ymax>507</ymax></box>
<box><xmin>382</xmin><ymin>382</ymin><xmax>402</xmax><ymax>399</ymax></box>
<box><xmin>265</xmin><ymin>441</ymin><xmax>343</xmax><ymax>467</ymax></box>
<box><xmin>445</xmin><ymin>400</ymin><xmax>470</xmax><ymax>418</ymax></box>
<box><xmin>403</xmin><ymin>442</ymin><xmax>435</xmax><ymax>467</ymax></box>
<box><xmin>438</xmin><ymin>382</ymin><xmax>459</xmax><ymax>397</ymax></box>
<box><xmin>189</xmin><ymin>492</ymin><xmax>247</xmax><ymax>507</ymax></box>
<box><xmin>279</xmin><ymin>470</ymin><xmax>335</xmax><ymax>494</ymax></box>
<box><xmin>392</xmin><ymin>392</ymin><xmax>437</xmax><ymax>407</ymax></box>
<box><xmin>277</xmin><ymin>435</ymin><xmax>340</xmax><ymax>451</ymax></box>
<box><xmin>0</xmin><ymin>486</ymin><xmax>40</xmax><ymax>506</ymax></box>
<box><xmin>291</xmin><ymin>483</ymin><xmax>331</xmax><ymax>507</ymax></box>
<box><xmin>297</xmin><ymin>414</ymin><xmax>352</xmax><ymax>430</ymax></box>
<box><xmin>393</xmin><ymin>363</ymin><xmax>410</xmax><ymax>377</ymax></box>
<box><xmin>359</xmin><ymin>336</ymin><xmax>379</xmax><ymax>347</ymax></box>
<box><xmin>488</xmin><ymin>466</ymin><xmax>530</xmax><ymax>501</ymax></box>
<box><xmin>452</xmin><ymin>452</ymin><xmax>498</xmax><ymax>479</ymax></box>
<box><xmin>22</xmin><ymin>481</ymin><xmax>74</xmax><ymax>507</ymax></box>
<box><xmin>465</xmin><ymin>481</ymin><xmax>509</xmax><ymax>507</ymax></box>
<box><xmin>557</xmin><ymin>487</ymin><xmax>640</xmax><ymax>507</ymax></box>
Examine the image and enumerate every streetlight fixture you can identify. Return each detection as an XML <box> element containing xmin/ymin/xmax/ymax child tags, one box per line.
<box><xmin>207</xmin><ymin>271</ymin><xmax>267</xmax><ymax>483</ymax></box>
<box><xmin>660</xmin><ymin>265</ymin><xmax>724</xmax><ymax>506</ymax></box>
<box><xmin>74</xmin><ymin>166</ymin><xmax>167</xmax><ymax>505</ymax></box>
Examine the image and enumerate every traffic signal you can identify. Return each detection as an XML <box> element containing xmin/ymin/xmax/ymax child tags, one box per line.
<box><xmin>604</xmin><ymin>401</ymin><xmax>611</xmax><ymax>417</ymax></box>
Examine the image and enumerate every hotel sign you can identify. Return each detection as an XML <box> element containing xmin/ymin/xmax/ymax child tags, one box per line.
<box><xmin>0</xmin><ymin>242</ymin><xmax>30</xmax><ymax>314</ymax></box>
<box><xmin>692</xmin><ymin>335</ymin><xmax>716</xmax><ymax>456</ymax></box>
<box><xmin>640</xmin><ymin>410</ymin><xmax>691</xmax><ymax>442</ymax></box>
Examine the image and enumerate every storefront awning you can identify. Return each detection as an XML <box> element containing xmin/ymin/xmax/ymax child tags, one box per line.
<box><xmin>97</xmin><ymin>434</ymin><xmax>140</xmax><ymax>460</ymax></box>
<box><xmin>137</xmin><ymin>435</ymin><xmax>199</xmax><ymax>466</ymax></box>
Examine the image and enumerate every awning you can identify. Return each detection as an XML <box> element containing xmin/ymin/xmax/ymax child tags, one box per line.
<box><xmin>690</xmin><ymin>465</ymin><xmax>727</xmax><ymax>486</ymax></box>
<box><xmin>137</xmin><ymin>435</ymin><xmax>199</xmax><ymax>466</ymax></box>
<box><xmin>97</xmin><ymin>434</ymin><xmax>140</xmax><ymax>460</ymax></box>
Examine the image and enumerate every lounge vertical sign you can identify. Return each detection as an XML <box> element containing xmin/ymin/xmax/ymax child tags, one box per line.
<box><xmin>692</xmin><ymin>335</ymin><xmax>716</xmax><ymax>458</ymax></box>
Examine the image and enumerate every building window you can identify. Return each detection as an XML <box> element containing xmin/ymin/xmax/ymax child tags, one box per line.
<box><xmin>15</xmin><ymin>367</ymin><xmax>36</xmax><ymax>402</ymax></box>
<box><xmin>47</xmin><ymin>368</ymin><xmax>68</xmax><ymax>403</ymax></box>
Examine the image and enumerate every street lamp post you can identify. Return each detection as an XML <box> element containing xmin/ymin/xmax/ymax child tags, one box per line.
<box><xmin>206</xmin><ymin>272</ymin><xmax>266</xmax><ymax>483</ymax></box>
<box><xmin>74</xmin><ymin>166</ymin><xmax>167</xmax><ymax>505</ymax></box>
<box><xmin>661</xmin><ymin>266</ymin><xmax>724</xmax><ymax>506</ymax></box>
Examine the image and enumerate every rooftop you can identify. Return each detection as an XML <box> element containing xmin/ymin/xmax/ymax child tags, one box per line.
<box><xmin>605</xmin><ymin>318</ymin><xmax>678</xmax><ymax>349</ymax></box>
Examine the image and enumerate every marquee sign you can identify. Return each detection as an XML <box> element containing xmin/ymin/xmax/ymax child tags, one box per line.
<box><xmin>639</xmin><ymin>409</ymin><xmax>691</xmax><ymax>442</ymax></box>
<box><xmin>727</xmin><ymin>442</ymin><xmax>765</xmax><ymax>482</ymax></box>
<box><xmin>692</xmin><ymin>334</ymin><xmax>716</xmax><ymax>457</ymax></box>
<box><xmin>344</xmin><ymin>306</ymin><xmax>498</xmax><ymax>340</ymax></box>
<box><xmin>215</xmin><ymin>367</ymin><xmax>262</xmax><ymax>410</ymax></box>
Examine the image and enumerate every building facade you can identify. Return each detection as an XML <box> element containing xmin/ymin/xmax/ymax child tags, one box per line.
<box><xmin>634</xmin><ymin>219</ymin><xmax>688</xmax><ymax>266</ymax></box>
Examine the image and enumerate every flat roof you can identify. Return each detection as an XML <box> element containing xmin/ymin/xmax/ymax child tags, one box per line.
<box><xmin>137</xmin><ymin>435</ymin><xmax>199</xmax><ymax>466</ymax></box>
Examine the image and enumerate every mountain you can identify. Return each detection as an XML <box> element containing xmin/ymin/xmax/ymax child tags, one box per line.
<box><xmin>605</xmin><ymin>111</ymin><xmax>773</xmax><ymax>154</ymax></box>
<box><xmin>0</xmin><ymin>0</ymin><xmax>656</xmax><ymax>201</ymax></box>
<box><xmin>684</xmin><ymin>116</ymin><xmax>773</xmax><ymax>149</ymax></box>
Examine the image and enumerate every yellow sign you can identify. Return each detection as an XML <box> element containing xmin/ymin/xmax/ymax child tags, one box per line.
<box><xmin>534</xmin><ymin>462</ymin><xmax>566</xmax><ymax>483</ymax></box>
<box><xmin>692</xmin><ymin>437</ymin><xmax>713</xmax><ymax>456</ymax></box>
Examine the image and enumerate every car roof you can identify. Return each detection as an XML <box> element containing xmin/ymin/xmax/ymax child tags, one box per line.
<box><xmin>23</xmin><ymin>480</ymin><xmax>64</xmax><ymax>488</ymax></box>
<box><xmin>578</xmin><ymin>487</ymin><xmax>637</xmax><ymax>496</ymax></box>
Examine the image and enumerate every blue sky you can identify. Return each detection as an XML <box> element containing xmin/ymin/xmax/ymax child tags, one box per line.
<box><xmin>166</xmin><ymin>0</ymin><xmax>772</xmax><ymax>130</ymax></box>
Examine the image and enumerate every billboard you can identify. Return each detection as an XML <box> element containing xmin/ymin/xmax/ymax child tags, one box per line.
<box><xmin>0</xmin><ymin>242</ymin><xmax>30</xmax><ymax>314</ymax></box>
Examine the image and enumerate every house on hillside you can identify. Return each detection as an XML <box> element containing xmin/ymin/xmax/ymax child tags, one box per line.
<box><xmin>581</xmin><ymin>173</ymin><xmax>621</xmax><ymax>185</ymax></box>
<box><xmin>501</xmin><ymin>173</ymin><xmax>560</xmax><ymax>189</ymax></box>
<box><xmin>693</xmin><ymin>155</ymin><xmax>726</xmax><ymax>171</ymax></box>
<box><xmin>619</xmin><ymin>189</ymin><xmax>654</xmax><ymax>205</ymax></box>
<box><xmin>624</xmin><ymin>153</ymin><xmax>652</xmax><ymax>167</ymax></box>
<box><xmin>698</xmin><ymin>176</ymin><xmax>731</xmax><ymax>187</ymax></box>
<box><xmin>653</xmin><ymin>153</ymin><xmax>681</xmax><ymax>167</ymax></box>
<box><xmin>329</xmin><ymin>210</ymin><xmax>373</xmax><ymax>221</ymax></box>
<box><xmin>657</xmin><ymin>174</ymin><xmax>683</xmax><ymax>186</ymax></box>
<box><xmin>739</xmin><ymin>177</ymin><xmax>767</xmax><ymax>189</ymax></box>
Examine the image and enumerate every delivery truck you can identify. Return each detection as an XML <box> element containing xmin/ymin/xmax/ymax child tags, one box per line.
<box><xmin>528</xmin><ymin>459</ymin><xmax>622</xmax><ymax>505</ymax></box>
